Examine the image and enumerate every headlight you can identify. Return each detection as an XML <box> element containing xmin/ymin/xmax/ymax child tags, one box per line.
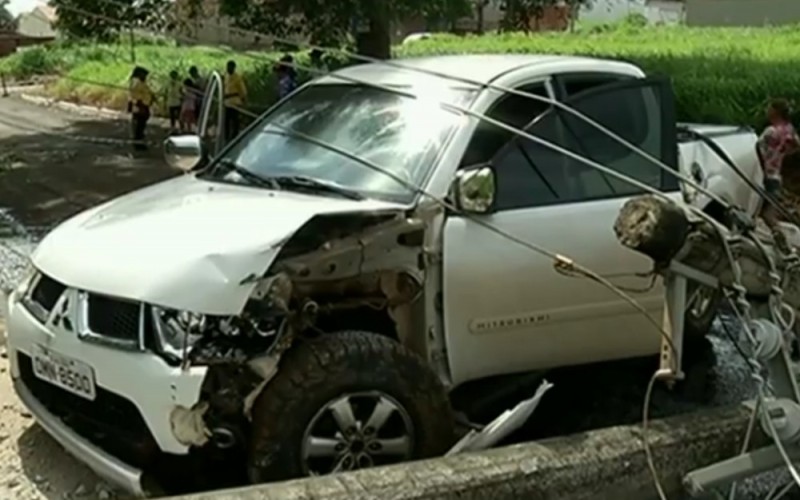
<box><xmin>152</xmin><ymin>307</ymin><xmax>204</xmax><ymax>364</ymax></box>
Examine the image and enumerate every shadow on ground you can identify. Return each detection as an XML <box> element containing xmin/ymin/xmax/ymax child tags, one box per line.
<box><xmin>15</xmin><ymin>424</ymin><xmax>111</xmax><ymax>500</ymax></box>
<box><xmin>0</xmin><ymin>104</ymin><xmax>177</xmax><ymax>228</ymax></box>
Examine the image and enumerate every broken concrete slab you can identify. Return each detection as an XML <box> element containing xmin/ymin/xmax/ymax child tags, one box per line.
<box><xmin>164</xmin><ymin>403</ymin><xmax>760</xmax><ymax>500</ymax></box>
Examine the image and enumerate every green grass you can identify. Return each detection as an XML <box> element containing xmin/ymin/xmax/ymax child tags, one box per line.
<box><xmin>397</xmin><ymin>24</ymin><xmax>800</xmax><ymax>128</ymax></box>
<box><xmin>0</xmin><ymin>40</ymin><xmax>289</xmax><ymax>115</ymax></box>
<box><xmin>2</xmin><ymin>23</ymin><xmax>800</xmax><ymax>127</ymax></box>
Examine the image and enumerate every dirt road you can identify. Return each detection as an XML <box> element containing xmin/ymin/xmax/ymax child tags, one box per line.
<box><xmin>0</xmin><ymin>95</ymin><xmax>174</xmax><ymax>229</ymax></box>
<box><xmin>0</xmin><ymin>95</ymin><xmax>174</xmax><ymax>500</ymax></box>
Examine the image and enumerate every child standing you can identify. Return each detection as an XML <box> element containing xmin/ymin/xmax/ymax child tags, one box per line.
<box><xmin>757</xmin><ymin>98</ymin><xmax>799</xmax><ymax>232</ymax></box>
<box><xmin>166</xmin><ymin>70</ymin><xmax>182</xmax><ymax>133</ymax></box>
<box><xmin>180</xmin><ymin>78</ymin><xmax>197</xmax><ymax>133</ymax></box>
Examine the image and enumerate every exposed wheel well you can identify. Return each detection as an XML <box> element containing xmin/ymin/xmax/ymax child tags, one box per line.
<box><xmin>314</xmin><ymin>306</ymin><xmax>398</xmax><ymax>341</ymax></box>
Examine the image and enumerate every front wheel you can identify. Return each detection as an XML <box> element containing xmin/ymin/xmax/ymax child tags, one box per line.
<box><xmin>247</xmin><ymin>331</ymin><xmax>455</xmax><ymax>483</ymax></box>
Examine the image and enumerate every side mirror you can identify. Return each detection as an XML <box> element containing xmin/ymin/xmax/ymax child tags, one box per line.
<box><xmin>452</xmin><ymin>164</ymin><xmax>496</xmax><ymax>214</ymax></box>
<box><xmin>164</xmin><ymin>135</ymin><xmax>203</xmax><ymax>173</ymax></box>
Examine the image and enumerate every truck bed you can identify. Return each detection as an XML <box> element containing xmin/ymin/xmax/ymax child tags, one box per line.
<box><xmin>676</xmin><ymin>122</ymin><xmax>762</xmax><ymax>218</ymax></box>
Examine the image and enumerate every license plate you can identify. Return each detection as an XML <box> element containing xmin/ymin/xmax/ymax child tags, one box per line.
<box><xmin>31</xmin><ymin>344</ymin><xmax>96</xmax><ymax>401</ymax></box>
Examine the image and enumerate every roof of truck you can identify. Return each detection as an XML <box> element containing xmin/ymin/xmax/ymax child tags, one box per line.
<box><xmin>314</xmin><ymin>54</ymin><xmax>639</xmax><ymax>88</ymax></box>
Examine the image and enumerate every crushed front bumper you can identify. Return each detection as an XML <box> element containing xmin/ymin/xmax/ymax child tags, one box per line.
<box><xmin>4</xmin><ymin>289</ymin><xmax>208</xmax><ymax>496</ymax></box>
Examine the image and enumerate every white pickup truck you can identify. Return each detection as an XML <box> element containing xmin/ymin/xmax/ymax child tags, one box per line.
<box><xmin>3</xmin><ymin>54</ymin><xmax>767</xmax><ymax>495</ymax></box>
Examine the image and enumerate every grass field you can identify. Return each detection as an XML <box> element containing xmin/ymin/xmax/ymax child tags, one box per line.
<box><xmin>1</xmin><ymin>22</ymin><xmax>799</xmax><ymax>128</ymax></box>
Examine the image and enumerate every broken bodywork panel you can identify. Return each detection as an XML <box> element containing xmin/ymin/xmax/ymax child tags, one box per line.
<box><xmin>167</xmin><ymin>210</ymin><xmax>434</xmax><ymax>448</ymax></box>
<box><xmin>25</xmin><ymin>174</ymin><xmax>441</xmax><ymax>451</ymax></box>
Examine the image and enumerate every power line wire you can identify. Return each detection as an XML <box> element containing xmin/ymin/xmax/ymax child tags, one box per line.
<box><xmin>17</xmin><ymin>5</ymin><xmax>799</xmax><ymax>498</ymax></box>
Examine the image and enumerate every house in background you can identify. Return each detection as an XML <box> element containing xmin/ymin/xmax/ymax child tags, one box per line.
<box><xmin>398</xmin><ymin>1</ymin><xmax>571</xmax><ymax>41</ymax></box>
<box><xmin>16</xmin><ymin>3</ymin><xmax>58</xmax><ymax>39</ymax></box>
<box><xmin>0</xmin><ymin>3</ymin><xmax>56</xmax><ymax>58</ymax></box>
<box><xmin>171</xmin><ymin>0</ymin><xmax>289</xmax><ymax>50</ymax></box>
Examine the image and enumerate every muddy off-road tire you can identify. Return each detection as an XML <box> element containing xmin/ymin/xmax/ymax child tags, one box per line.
<box><xmin>247</xmin><ymin>330</ymin><xmax>455</xmax><ymax>484</ymax></box>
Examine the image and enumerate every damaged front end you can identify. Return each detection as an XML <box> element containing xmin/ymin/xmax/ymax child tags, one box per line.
<box><xmin>161</xmin><ymin>210</ymin><xmax>431</xmax><ymax>455</ymax></box>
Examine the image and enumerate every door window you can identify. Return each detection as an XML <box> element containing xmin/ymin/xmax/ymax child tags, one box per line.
<box><xmin>459</xmin><ymin>82</ymin><xmax>551</xmax><ymax>169</ymax></box>
<box><xmin>490</xmin><ymin>77</ymin><xmax>677</xmax><ymax>211</ymax></box>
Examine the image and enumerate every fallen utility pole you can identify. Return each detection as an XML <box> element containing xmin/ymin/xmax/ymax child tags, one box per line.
<box><xmin>165</xmin><ymin>404</ymin><xmax>758</xmax><ymax>500</ymax></box>
<box><xmin>614</xmin><ymin>194</ymin><xmax>800</xmax><ymax>497</ymax></box>
<box><xmin>613</xmin><ymin>195</ymin><xmax>800</xmax><ymax>302</ymax></box>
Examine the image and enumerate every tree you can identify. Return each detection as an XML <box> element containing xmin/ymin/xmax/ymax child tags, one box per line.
<box><xmin>217</xmin><ymin>0</ymin><xmax>473</xmax><ymax>60</ymax></box>
<box><xmin>0</xmin><ymin>0</ymin><xmax>15</xmax><ymax>31</ymax></box>
<box><xmin>50</xmin><ymin>0</ymin><xmax>173</xmax><ymax>40</ymax></box>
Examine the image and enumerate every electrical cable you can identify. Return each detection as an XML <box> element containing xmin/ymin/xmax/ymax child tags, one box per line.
<box><xmin>0</xmin><ymin>42</ymin><xmax>682</xmax><ymax>366</ymax></box>
<box><xmin>32</xmin><ymin>0</ymin><xmax>691</xmax><ymax>358</ymax></box>
<box><xmin>725</xmin><ymin>296</ymin><xmax>800</xmax><ymax>491</ymax></box>
<box><xmin>27</xmin><ymin>5</ymin><xmax>787</xmax><ymax>268</ymax></box>
<box><xmin>28</xmin><ymin>7</ymin><xmax>772</xmax><ymax>498</ymax></box>
<box><xmin>44</xmin><ymin>0</ymin><xmax>738</xmax><ymax>217</ymax></box>
<box><xmin>18</xmin><ymin>5</ymin><xmax>800</xmax><ymax>497</ymax></box>
<box><xmin>173</xmin><ymin>14</ymin><xmax>737</xmax><ymax>213</ymax></box>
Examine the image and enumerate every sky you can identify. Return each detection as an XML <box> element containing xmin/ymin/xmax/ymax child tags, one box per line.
<box><xmin>7</xmin><ymin>0</ymin><xmax>41</xmax><ymax>16</ymax></box>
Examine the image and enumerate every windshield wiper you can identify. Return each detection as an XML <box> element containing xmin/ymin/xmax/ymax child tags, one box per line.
<box><xmin>271</xmin><ymin>175</ymin><xmax>366</xmax><ymax>200</ymax></box>
<box><xmin>216</xmin><ymin>159</ymin><xmax>279</xmax><ymax>189</ymax></box>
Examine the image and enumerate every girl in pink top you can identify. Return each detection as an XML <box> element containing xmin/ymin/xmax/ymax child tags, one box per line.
<box><xmin>757</xmin><ymin>99</ymin><xmax>799</xmax><ymax>231</ymax></box>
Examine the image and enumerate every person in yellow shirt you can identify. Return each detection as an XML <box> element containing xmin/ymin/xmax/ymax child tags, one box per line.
<box><xmin>223</xmin><ymin>60</ymin><xmax>247</xmax><ymax>142</ymax></box>
<box><xmin>128</xmin><ymin>66</ymin><xmax>155</xmax><ymax>151</ymax></box>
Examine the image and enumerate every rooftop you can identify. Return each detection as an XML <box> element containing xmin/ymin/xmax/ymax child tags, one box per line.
<box><xmin>316</xmin><ymin>54</ymin><xmax>631</xmax><ymax>88</ymax></box>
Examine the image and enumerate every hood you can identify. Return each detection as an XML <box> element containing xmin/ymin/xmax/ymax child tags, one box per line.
<box><xmin>32</xmin><ymin>174</ymin><xmax>403</xmax><ymax>315</ymax></box>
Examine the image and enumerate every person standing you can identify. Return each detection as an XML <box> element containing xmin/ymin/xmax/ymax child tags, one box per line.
<box><xmin>180</xmin><ymin>78</ymin><xmax>198</xmax><ymax>133</ymax></box>
<box><xmin>166</xmin><ymin>70</ymin><xmax>182</xmax><ymax>133</ymax></box>
<box><xmin>274</xmin><ymin>54</ymin><xmax>297</xmax><ymax>101</ymax></box>
<box><xmin>223</xmin><ymin>60</ymin><xmax>247</xmax><ymax>142</ymax></box>
<box><xmin>189</xmin><ymin>66</ymin><xmax>206</xmax><ymax>115</ymax></box>
<box><xmin>128</xmin><ymin>66</ymin><xmax>155</xmax><ymax>151</ymax></box>
<box><xmin>757</xmin><ymin>98</ymin><xmax>799</xmax><ymax>243</ymax></box>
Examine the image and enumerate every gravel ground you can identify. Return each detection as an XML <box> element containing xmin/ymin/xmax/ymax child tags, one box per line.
<box><xmin>0</xmin><ymin>96</ymin><xmax>796</xmax><ymax>499</ymax></box>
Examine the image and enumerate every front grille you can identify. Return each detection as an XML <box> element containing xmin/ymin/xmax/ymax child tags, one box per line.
<box><xmin>18</xmin><ymin>352</ymin><xmax>159</xmax><ymax>467</ymax></box>
<box><xmin>86</xmin><ymin>294</ymin><xmax>142</xmax><ymax>342</ymax></box>
<box><xmin>30</xmin><ymin>274</ymin><xmax>66</xmax><ymax>312</ymax></box>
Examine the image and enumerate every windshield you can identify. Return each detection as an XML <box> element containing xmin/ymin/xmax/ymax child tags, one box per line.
<box><xmin>207</xmin><ymin>83</ymin><xmax>475</xmax><ymax>203</ymax></box>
